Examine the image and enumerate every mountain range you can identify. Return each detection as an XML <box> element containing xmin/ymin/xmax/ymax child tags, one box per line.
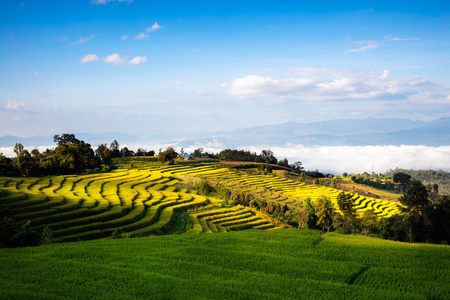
<box><xmin>1</xmin><ymin>117</ymin><xmax>449</xmax><ymax>148</ymax></box>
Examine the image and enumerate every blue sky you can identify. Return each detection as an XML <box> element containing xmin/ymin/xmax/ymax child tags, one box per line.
<box><xmin>1</xmin><ymin>0</ymin><xmax>449</xmax><ymax>138</ymax></box>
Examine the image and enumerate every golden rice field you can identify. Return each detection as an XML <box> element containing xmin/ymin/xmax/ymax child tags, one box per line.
<box><xmin>0</xmin><ymin>162</ymin><xmax>402</xmax><ymax>243</ymax></box>
<box><xmin>160</xmin><ymin>163</ymin><xmax>402</xmax><ymax>218</ymax></box>
<box><xmin>0</xmin><ymin>164</ymin><xmax>281</xmax><ymax>242</ymax></box>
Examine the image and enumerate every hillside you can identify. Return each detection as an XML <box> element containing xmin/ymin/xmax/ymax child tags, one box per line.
<box><xmin>0</xmin><ymin>161</ymin><xmax>403</xmax><ymax>245</ymax></box>
<box><xmin>385</xmin><ymin>168</ymin><xmax>450</xmax><ymax>195</ymax></box>
<box><xmin>0</xmin><ymin>229</ymin><xmax>448</xmax><ymax>299</ymax></box>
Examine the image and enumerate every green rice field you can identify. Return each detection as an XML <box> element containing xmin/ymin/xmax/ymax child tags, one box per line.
<box><xmin>0</xmin><ymin>229</ymin><xmax>448</xmax><ymax>299</ymax></box>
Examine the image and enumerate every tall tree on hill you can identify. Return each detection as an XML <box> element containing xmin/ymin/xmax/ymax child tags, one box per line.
<box><xmin>337</xmin><ymin>192</ymin><xmax>357</xmax><ymax>233</ymax></box>
<box><xmin>393</xmin><ymin>172</ymin><xmax>411</xmax><ymax>193</ymax></box>
<box><xmin>109</xmin><ymin>140</ymin><xmax>121</xmax><ymax>158</ymax></box>
<box><xmin>261</xmin><ymin>150</ymin><xmax>275</xmax><ymax>164</ymax></box>
<box><xmin>13</xmin><ymin>143</ymin><xmax>24</xmax><ymax>156</ymax></box>
<box><xmin>315</xmin><ymin>195</ymin><xmax>336</xmax><ymax>232</ymax></box>
<box><xmin>54</xmin><ymin>134</ymin><xmax>81</xmax><ymax>145</ymax></box>
<box><xmin>95</xmin><ymin>144</ymin><xmax>111</xmax><ymax>165</ymax></box>
<box><xmin>399</xmin><ymin>180</ymin><xmax>430</xmax><ymax>242</ymax></box>
<box><xmin>162</xmin><ymin>146</ymin><xmax>178</xmax><ymax>164</ymax></box>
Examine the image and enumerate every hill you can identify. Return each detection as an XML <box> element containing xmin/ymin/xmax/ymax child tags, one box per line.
<box><xmin>0</xmin><ymin>229</ymin><xmax>448</xmax><ymax>299</ymax></box>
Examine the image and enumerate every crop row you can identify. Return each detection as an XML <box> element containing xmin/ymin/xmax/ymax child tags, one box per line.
<box><xmin>188</xmin><ymin>205</ymin><xmax>278</xmax><ymax>233</ymax></box>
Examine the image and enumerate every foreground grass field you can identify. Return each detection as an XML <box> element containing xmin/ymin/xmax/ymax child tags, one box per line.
<box><xmin>1</xmin><ymin>229</ymin><xmax>449</xmax><ymax>299</ymax></box>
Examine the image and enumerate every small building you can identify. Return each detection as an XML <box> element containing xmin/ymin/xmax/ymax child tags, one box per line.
<box><xmin>184</xmin><ymin>154</ymin><xmax>194</xmax><ymax>160</ymax></box>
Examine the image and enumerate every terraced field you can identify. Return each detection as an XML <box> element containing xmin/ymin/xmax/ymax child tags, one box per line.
<box><xmin>0</xmin><ymin>162</ymin><xmax>402</xmax><ymax>242</ymax></box>
<box><xmin>159</xmin><ymin>163</ymin><xmax>402</xmax><ymax>217</ymax></box>
<box><xmin>0</xmin><ymin>165</ymin><xmax>281</xmax><ymax>242</ymax></box>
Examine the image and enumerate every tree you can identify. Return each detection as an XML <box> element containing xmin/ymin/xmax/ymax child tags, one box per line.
<box><xmin>13</xmin><ymin>149</ymin><xmax>35</xmax><ymax>176</ymax></box>
<box><xmin>278</xmin><ymin>158</ymin><xmax>289</xmax><ymax>167</ymax></box>
<box><xmin>160</xmin><ymin>146</ymin><xmax>178</xmax><ymax>164</ymax></box>
<box><xmin>13</xmin><ymin>143</ymin><xmax>24</xmax><ymax>156</ymax></box>
<box><xmin>360</xmin><ymin>210</ymin><xmax>379</xmax><ymax>236</ymax></box>
<box><xmin>0</xmin><ymin>154</ymin><xmax>15</xmax><ymax>176</ymax></box>
<box><xmin>393</xmin><ymin>172</ymin><xmax>411</xmax><ymax>193</ymax></box>
<box><xmin>53</xmin><ymin>134</ymin><xmax>81</xmax><ymax>145</ymax></box>
<box><xmin>136</xmin><ymin>148</ymin><xmax>145</xmax><ymax>156</ymax></box>
<box><xmin>95</xmin><ymin>144</ymin><xmax>111</xmax><ymax>165</ymax></box>
<box><xmin>292</xmin><ymin>161</ymin><xmax>304</xmax><ymax>172</ymax></box>
<box><xmin>315</xmin><ymin>195</ymin><xmax>336</xmax><ymax>232</ymax></box>
<box><xmin>399</xmin><ymin>180</ymin><xmax>429</xmax><ymax>214</ymax></box>
<box><xmin>121</xmin><ymin>147</ymin><xmax>132</xmax><ymax>157</ymax></box>
<box><xmin>145</xmin><ymin>150</ymin><xmax>155</xmax><ymax>156</ymax></box>
<box><xmin>193</xmin><ymin>148</ymin><xmax>203</xmax><ymax>158</ymax></box>
<box><xmin>109</xmin><ymin>140</ymin><xmax>121</xmax><ymax>158</ymax></box>
<box><xmin>398</xmin><ymin>180</ymin><xmax>430</xmax><ymax>242</ymax></box>
<box><xmin>336</xmin><ymin>192</ymin><xmax>357</xmax><ymax>233</ymax></box>
<box><xmin>261</xmin><ymin>150</ymin><xmax>274</xmax><ymax>164</ymax></box>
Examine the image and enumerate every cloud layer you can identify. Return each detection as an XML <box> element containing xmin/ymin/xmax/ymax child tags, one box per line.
<box><xmin>179</xmin><ymin>143</ymin><xmax>450</xmax><ymax>175</ymax></box>
<box><xmin>221</xmin><ymin>68</ymin><xmax>449</xmax><ymax>104</ymax></box>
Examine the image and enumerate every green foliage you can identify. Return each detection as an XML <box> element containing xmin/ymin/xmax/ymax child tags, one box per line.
<box><xmin>330</xmin><ymin>178</ymin><xmax>336</xmax><ymax>188</ymax></box>
<box><xmin>195</xmin><ymin>180</ymin><xmax>215</xmax><ymax>196</ymax></box>
<box><xmin>336</xmin><ymin>192</ymin><xmax>357</xmax><ymax>233</ymax></box>
<box><xmin>393</xmin><ymin>172</ymin><xmax>412</xmax><ymax>193</ymax></box>
<box><xmin>315</xmin><ymin>195</ymin><xmax>335</xmax><ymax>232</ymax></box>
<box><xmin>0</xmin><ymin>210</ymin><xmax>39</xmax><ymax>248</ymax></box>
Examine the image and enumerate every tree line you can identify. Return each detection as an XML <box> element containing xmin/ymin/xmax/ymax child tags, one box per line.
<box><xmin>0</xmin><ymin>134</ymin><xmax>159</xmax><ymax>176</ymax></box>
<box><xmin>303</xmin><ymin>180</ymin><xmax>449</xmax><ymax>244</ymax></box>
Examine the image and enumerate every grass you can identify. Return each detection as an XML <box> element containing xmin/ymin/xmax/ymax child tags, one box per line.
<box><xmin>0</xmin><ymin>229</ymin><xmax>448</xmax><ymax>299</ymax></box>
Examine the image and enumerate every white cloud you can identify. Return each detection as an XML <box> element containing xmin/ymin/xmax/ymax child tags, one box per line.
<box><xmin>134</xmin><ymin>32</ymin><xmax>148</xmax><ymax>40</ymax></box>
<box><xmin>174</xmin><ymin>80</ymin><xmax>184</xmax><ymax>86</ymax></box>
<box><xmin>390</xmin><ymin>37</ymin><xmax>420</xmax><ymax>41</ymax></box>
<box><xmin>146</xmin><ymin>22</ymin><xmax>161</xmax><ymax>33</ymax></box>
<box><xmin>258</xmin><ymin>144</ymin><xmax>450</xmax><ymax>174</ymax></box>
<box><xmin>28</xmin><ymin>71</ymin><xmax>39</xmax><ymax>76</ymax></box>
<box><xmin>91</xmin><ymin>0</ymin><xmax>132</xmax><ymax>4</ymax></box>
<box><xmin>343</xmin><ymin>40</ymin><xmax>379</xmax><ymax>53</ymax></box>
<box><xmin>164</xmin><ymin>141</ymin><xmax>450</xmax><ymax>175</ymax></box>
<box><xmin>128</xmin><ymin>56</ymin><xmax>147</xmax><ymax>65</ymax></box>
<box><xmin>61</xmin><ymin>35</ymin><xmax>68</xmax><ymax>42</ymax></box>
<box><xmin>103</xmin><ymin>53</ymin><xmax>127</xmax><ymax>65</ymax></box>
<box><xmin>121</xmin><ymin>33</ymin><xmax>129</xmax><ymax>41</ymax></box>
<box><xmin>73</xmin><ymin>34</ymin><xmax>95</xmax><ymax>45</ymax></box>
<box><xmin>6</xmin><ymin>99</ymin><xmax>25</xmax><ymax>111</ymax></box>
<box><xmin>221</xmin><ymin>68</ymin><xmax>450</xmax><ymax>103</ymax></box>
<box><xmin>80</xmin><ymin>54</ymin><xmax>99</xmax><ymax>64</ymax></box>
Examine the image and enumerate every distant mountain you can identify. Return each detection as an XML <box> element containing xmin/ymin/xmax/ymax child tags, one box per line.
<box><xmin>2</xmin><ymin>117</ymin><xmax>449</xmax><ymax>148</ymax></box>
<box><xmin>180</xmin><ymin>117</ymin><xmax>450</xmax><ymax>148</ymax></box>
